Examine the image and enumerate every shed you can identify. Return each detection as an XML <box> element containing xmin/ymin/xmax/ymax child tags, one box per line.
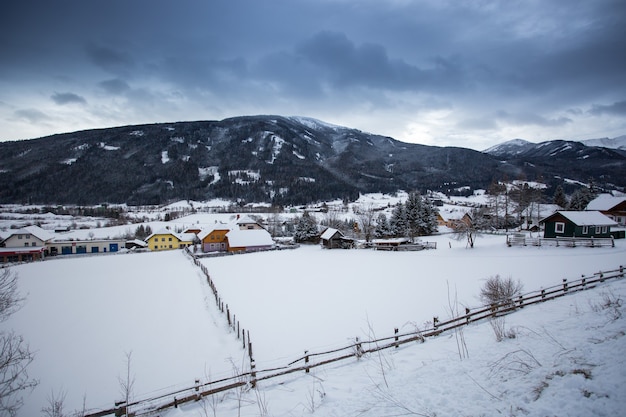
<box><xmin>540</xmin><ymin>211</ymin><xmax>617</xmax><ymax>238</ymax></box>
<box><xmin>320</xmin><ymin>227</ymin><xmax>354</xmax><ymax>249</ymax></box>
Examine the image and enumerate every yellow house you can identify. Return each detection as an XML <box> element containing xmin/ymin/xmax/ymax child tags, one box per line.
<box><xmin>146</xmin><ymin>229</ymin><xmax>195</xmax><ymax>251</ymax></box>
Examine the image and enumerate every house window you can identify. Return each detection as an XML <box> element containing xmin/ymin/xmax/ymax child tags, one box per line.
<box><xmin>555</xmin><ymin>222</ymin><xmax>565</xmax><ymax>233</ymax></box>
<box><xmin>24</xmin><ymin>242</ymin><xmax>29</xmax><ymax>247</ymax></box>
<box><xmin>602</xmin><ymin>226</ymin><xmax>608</xmax><ymax>234</ymax></box>
<box><xmin>31</xmin><ymin>242</ymin><xmax>36</xmax><ymax>247</ymax></box>
<box><xmin>18</xmin><ymin>234</ymin><xmax>23</xmax><ymax>239</ymax></box>
<box><xmin>168</xmin><ymin>237</ymin><xmax>172</xmax><ymax>241</ymax></box>
<box><xmin>582</xmin><ymin>226</ymin><xmax>589</xmax><ymax>235</ymax></box>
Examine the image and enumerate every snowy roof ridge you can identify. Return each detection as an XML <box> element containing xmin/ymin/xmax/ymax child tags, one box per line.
<box><xmin>586</xmin><ymin>194</ymin><xmax>626</xmax><ymax>211</ymax></box>
<box><xmin>543</xmin><ymin>210</ymin><xmax>618</xmax><ymax>226</ymax></box>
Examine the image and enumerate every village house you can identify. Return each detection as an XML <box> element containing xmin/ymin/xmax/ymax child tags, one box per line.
<box><xmin>0</xmin><ymin>225</ymin><xmax>54</xmax><ymax>263</ymax></box>
<box><xmin>540</xmin><ymin>211</ymin><xmax>617</xmax><ymax>239</ymax></box>
<box><xmin>437</xmin><ymin>211</ymin><xmax>472</xmax><ymax>229</ymax></box>
<box><xmin>586</xmin><ymin>194</ymin><xmax>626</xmax><ymax>226</ymax></box>
<box><xmin>146</xmin><ymin>229</ymin><xmax>196</xmax><ymax>251</ymax></box>
<box><xmin>198</xmin><ymin>215</ymin><xmax>274</xmax><ymax>253</ymax></box>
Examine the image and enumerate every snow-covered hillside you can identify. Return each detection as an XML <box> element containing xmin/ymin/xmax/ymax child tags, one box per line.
<box><xmin>4</xmin><ymin>231</ymin><xmax>625</xmax><ymax>416</ymax></box>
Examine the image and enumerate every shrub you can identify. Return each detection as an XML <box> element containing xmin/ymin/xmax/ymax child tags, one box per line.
<box><xmin>480</xmin><ymin>275</ymin><xmax>524</xmax><ymax>306</ymax></box>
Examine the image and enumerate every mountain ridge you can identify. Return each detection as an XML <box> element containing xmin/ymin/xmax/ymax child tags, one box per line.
<box><xmin>0</xmin><ymin>116</ymin><xmax>624</xmax><ymax>205</ymax></box>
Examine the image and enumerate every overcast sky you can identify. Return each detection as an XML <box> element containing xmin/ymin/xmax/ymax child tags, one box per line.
<box><xmin>1</xmin><ymin>0</ymin><xmax>625</xmax><ymax>150</ymax></box>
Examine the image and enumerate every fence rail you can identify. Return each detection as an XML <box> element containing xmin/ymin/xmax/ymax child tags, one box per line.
<box><xmin>507</xmin><ymin>234</ymin><xmax>615</xmax><ymax>248</ymax></box>
<box><xmin>85</xmin><ymin>264</ymin><xmax>624</xmax><ymax>417</ymax></box>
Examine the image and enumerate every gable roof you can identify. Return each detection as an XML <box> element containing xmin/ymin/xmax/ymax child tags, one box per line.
<box><xmin>320</xmin><ymin>227</ymin><xmax>343</xmax><ymax>240</ymax></box>
<box><xmin>226</xmin><ymin>228</ymin><xmax>274</xmax><ymax>248</ymax></box>
<box><xmin>586</xmin><ymin>194</ymin><xmax>626</xmax><ymax>211</ymax></box>
<box><xmin>541</xmin><ymin>211</ymin><xmax>618</xmax><ymax>227</ymax></box>
<box><xmin>145</xmin><ymin>229</ymin><xmax>195</xmax><ymax>243</ymax></box>
<box><xmin>7</xmin><ymin>225</ymin><xmax>56</xmax><ymax>242</ymax></box>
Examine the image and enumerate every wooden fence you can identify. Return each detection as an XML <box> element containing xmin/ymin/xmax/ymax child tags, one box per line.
<box><xmin>507</xmin><ymin>234</ymin><xmax>615</xmax><ymax>248</ymax></box>
<box><xmin>85</xmin><ymin>264</ymin><xmax>624</xmax><ymax>417</ymax></box>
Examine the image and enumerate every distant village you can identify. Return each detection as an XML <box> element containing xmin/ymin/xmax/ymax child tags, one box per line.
<box><xmin>1</xmin><ymin>193</ymin><xmax>624</xmax><ymax>264</ymax></box>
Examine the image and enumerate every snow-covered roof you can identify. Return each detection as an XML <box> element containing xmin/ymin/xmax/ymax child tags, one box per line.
<box><xmin>320</xmin><ymin>227</ymin><xmax>342</xmax><ymax>240</ymax></box>
<box><xmin>542</xmin><ymin>211</ymin><xmax>618</xmax><ymax>226</ymax></box>
<box><xmin>586</xmin><ymin>194</ymin><xmax>626</xmax><ymax>211</ymax></box>
<box><xmin>146</xmin><ymin>229</ymin><xmax>196</xmax><ymax>242</ymax></box>
<box><xmin>226</xmin><ymin>229</ymin><xmax>274</xmax><ymax>248</ymax></box>
<box><xmin>8</xmin><ymin>225</ymin><xmax>56</xmax><ymax>242</ymax></box>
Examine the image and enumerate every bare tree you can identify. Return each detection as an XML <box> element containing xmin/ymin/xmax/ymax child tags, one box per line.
<box><xmin>0</xmin><ymin>268</ymin><xmax>38</xmax><ymax>417</ymax></box>
<box><xmin>451</xmin><ymin>207</ymin><xmax>489</xmax><ymax>248</ymax></box>
<box><xmin>118</xmin><ymin>351</ymin><xmax>135</xmax><ymax>417</ymax></box>
<box><xmin>354</xmin><ymin>204</ymin><xmax>377</xmax><ymax>242</ymax></box>
<box><xmin>41</xmin><ymin>389</ymin><xmax>67</xmax><ymax>417</ymax></box>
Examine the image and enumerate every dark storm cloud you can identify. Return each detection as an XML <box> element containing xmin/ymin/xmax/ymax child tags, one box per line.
<box><xmin>98</xmin><ymin>79</ymin><xmax>131</xmax><ymax>95</ymax></box>
<box><xmin>51</xmin><ymin>92</ymin><xmax>87</xmax><ymax>105</ymax></box>
<box><xmin>0</xmin><ymin>0</ymin><xmax>625</xmax><ymax>146</ymax></box>
<box><xmin>590</xmin><ymin>100</ymin><xmax>626</xmax><ymax>116</ymax></box>
<box><xmin>85</xmin><ymin>44</ymin><xmax>135</xmax><ymax>75</ymax></box>
<box><xmin>13</xmin><ymin>109</ymin><xmax>51</xmax><ymax>123</ymax></box>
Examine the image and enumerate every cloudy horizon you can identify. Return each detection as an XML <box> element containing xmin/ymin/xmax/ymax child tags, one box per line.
<box><xmin>1</xmin><ymin>0</ymin><xmax>625</xmax><ymax>150</ymax></box>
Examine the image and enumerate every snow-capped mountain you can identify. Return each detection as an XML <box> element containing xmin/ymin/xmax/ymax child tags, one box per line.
<box><xmin>0</xmin><ymin>116</ymin><xmax>624</xmax><ymax>205</ymax></box>
<box><xmin>482</xmin><ymin>139</ymin><xmax>535</xmax><ymax>157</ymax></box>
<box><xmin>581</xmin><ymin>135</ymin><xmax>626</xmax><ymax>150</ymax></box>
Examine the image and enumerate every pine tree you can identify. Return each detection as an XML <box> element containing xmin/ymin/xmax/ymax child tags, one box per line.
<box><xmin>294</xmin><ymin>212</ymin><xmax>319</xmax><ymax>243</ymax></box>
<box><xmin>374</xmin><ymin>213</ymin><xmax>392</xmax><ymax>238</ymax></box>
<box><xmin>553</xmin><ymin>185</ymin><xmax>567</xmax><ymax>209</ymax></box>
<box><xmin>567</xmin><ymin>187</ymin><xmax>593</xmax><ymax>211</ymax></box>
<box><xmin>389</xmin><ymin>203</ymin><xmax>407</xmax><ymax>238</ymax></box>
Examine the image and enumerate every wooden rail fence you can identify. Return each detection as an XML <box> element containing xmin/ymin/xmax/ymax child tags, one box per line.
<box><xmin>85</xmin><ymin>264</ymin><xmax>624</xmax><ymax>417</ymax></box>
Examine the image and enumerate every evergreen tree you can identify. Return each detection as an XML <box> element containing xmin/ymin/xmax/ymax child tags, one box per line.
<box><xmin>567</xmin><ymin>187</ymin><xmax>593</xmax><ymax>211</ymax></box>
<box><xmin>553</xmin><ymin>185</ymin><xmax>567</xmax><ymax>209</ymax></box>
<box><xmin>405</xmin><ymin>192</ymin><xmax>422</xmax><ymax>241</ymax></box>
<box><xmin>419</xmin><ymin>198</ymin><xmax>439</xmax><ymax>236</ymax></box>
<box><xmin>374</xmin><ymin>213</ymin><xmax>392</xmax><ymax>239</ymax></box>
<box><xmin>293</xmin><ymin>212</ymin><xmax>319</xmax><ymax>243</ymax></box>
<box><xmin>389</xmin><ymin>203</ymin><xmax>407</xmax><ymax>238</ymax></box>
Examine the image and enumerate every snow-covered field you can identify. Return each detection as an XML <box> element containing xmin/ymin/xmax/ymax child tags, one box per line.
<box><xmin>4</xmin><ymin>231</ymin><xmax>625</xmax><ymax>416</ymax></box>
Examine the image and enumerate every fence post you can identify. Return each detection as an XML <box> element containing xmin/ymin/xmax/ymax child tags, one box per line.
<box><xmin>433</xmin><ymin>316</ymin><xmax>439</xmax><ymax>330</ymax></box>
<box><xmin>242</xmin><ymin>328</ymin><xmax>246</xmax><ymax>349</ymax></box>
<box><xmin>465</xmin><ymin>307</ymin><xmax>470</xmax><ymax>324</ymax></box>
<box><xmin>248</xmin><ymin>331</ymin><xmax>253</xmax><ymax>361</ymax></box>
<box><xmin>518</xmin><ymin>295</ymin><xmax>523</xmax><ymax>308</ymax></box>
<box><xmin>582</xmin><ymin>276</ymin><xmax>586</xmax><ymax>289</ymax></box>
<box><xmin>394</xmin><ymin>328</ymin><xmax>399</xmax><ymax>348</ymax></box>
<box><xmin>305</xmin><ymin>350</ymin><xmax>310</xmax><ymax>373</ymax></box>
<box><xmin>541</xmin><ymin>289</ymin><xmax>545</xmax><ymax>301</ymax></box>
<box><xmin>227</xmin><ymin>305</ymin><xmax>231</xmax><ymax>327</ymax></box>
<box><xmin>563</xmin><ymin>278</ymin><xmax>568</xmax><ymax>292</ymax></box>
<box><xmin>250</xmin><ymin>360</ymin><xmax>257</xmax><ymax>389</ymax></box>
<box><xmin>599</xmin><ymin>272</ymin><xmax>604</xmax><ymax>282</ymax></box>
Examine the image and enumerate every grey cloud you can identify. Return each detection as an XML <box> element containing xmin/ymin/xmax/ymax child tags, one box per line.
<box><xmin>51</xmin><ymin>92</ymin><xmax>87</xmax><ymax>105</ymax></box>
<box><xmin>98</xmin><ymin>79</ymin><xmax>131</xmax><ymax>95</ymax></box>
<box><xmin>14</xmin><ymin>108</ymin><xmax>51</xmax><ymax>123</ymax></box>
<box><xmin>86</xmin><ymin>44</ymin><xmax>134</xmax><ymax>74</ymax></box>
<box><xmin>590</xmin><ymin>100</ymin><xmax>626</xmax><ymax>116</ymax></box>
<box><xmin>496</xmin><ymin>111</ymin><xmax>572</xmax><ymax>127</ymax></box>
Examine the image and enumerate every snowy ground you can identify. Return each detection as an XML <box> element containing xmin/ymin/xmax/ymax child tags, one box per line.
<box><xmin>3</xmin><ymin>232</ymin><xmax>625</xmax><ymax>416</ymax></box>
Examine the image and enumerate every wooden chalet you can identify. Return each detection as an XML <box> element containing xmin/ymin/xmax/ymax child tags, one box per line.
<box><xmin>586</xmin><ymin>194</ymin><xmax>626</xmax><ymax>226</ymax></box>
<box><xmin>540</xmin><ymin>211</ymin><xmax>617</xmax><ymax>239</ymax></box>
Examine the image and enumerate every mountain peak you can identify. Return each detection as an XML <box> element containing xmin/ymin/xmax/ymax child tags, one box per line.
<box><xmin>483</xmin><ymin>139</ymin><xmax>533</xmax><ymax>155</ymax></box>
